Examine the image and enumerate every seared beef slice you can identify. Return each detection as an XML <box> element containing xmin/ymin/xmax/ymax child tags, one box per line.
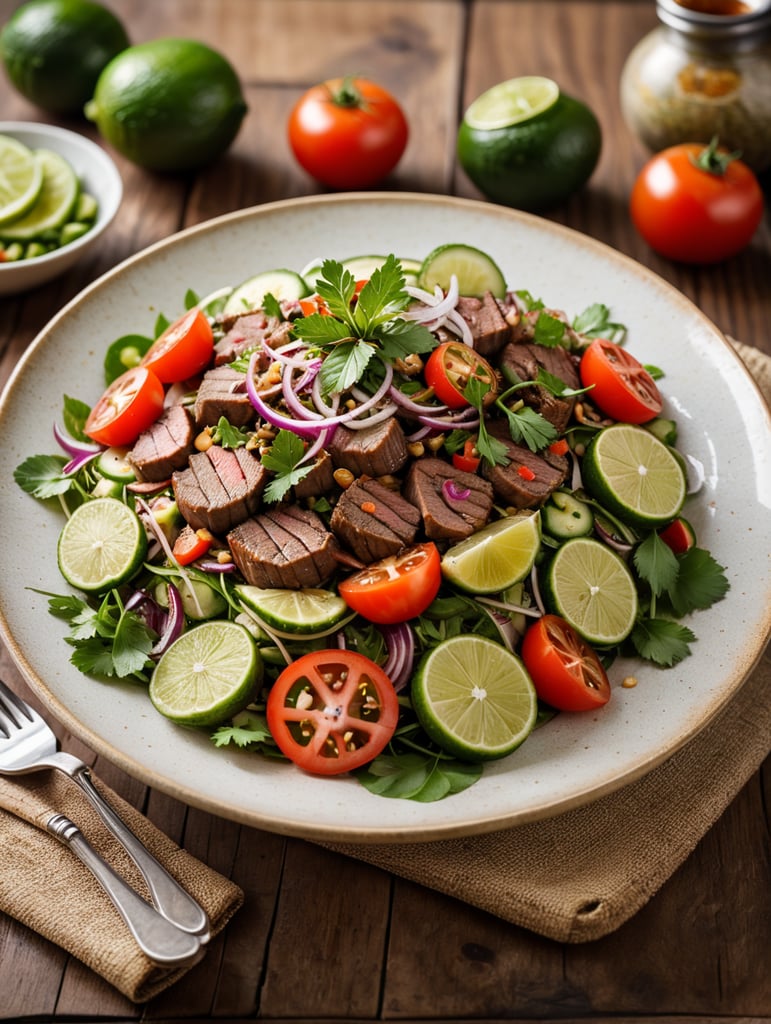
<box><xmin>194</xmin><ymin>365</ymin><xmax>254</xmax><ymax>428</ymax></box>
<box><xmin>228</xmin><ymin>505</ymin><xmax>340</xmax><ymax>588</ymax></box>
<box><xmin>499</xmin><ymin>342</ymin><xmax>580</xmax><ymax>433</ymax></box>
<box><xmin>455</xmin><ymin>292</ymin><xmax>512</xmax><ymax>358</ymax></box>
<box><xmin>128</xmin><ymin>404</ymin><xmax>195</xmax><ymax>482</ymax></box>
<box><xmin>328</xmin><ymin>418</ymin><xmax>408</xmax><ymax>477</ymax></box>
<box><xmin>482</xmin><ymin>420</ymin><xmax>568</xmax><ymax>509</ymax></box>
<box><xmin>330</xmin><ymin>478</ymin><xmax>420</xmax><ymax>562</ymax></box>
<box><xmin>404</xmin><ymin>457</ymin><xmax>493</xmax><ymax>541</ymax></box>
<box><xmin>173</xmin><ymin>446</ymin><xmax>266</xmax><ymax>534</ymax></box>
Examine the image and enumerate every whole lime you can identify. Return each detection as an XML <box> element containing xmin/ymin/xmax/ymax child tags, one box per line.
<box><xmin>457</xmin><ymin>76</ymin><xmax>602</xmax><ymax>212</ymax></box>
<box><xmin>85</xmin><ymin>38</ymin><xmax>248</xmax><ymax>173</ymax></box>
<box><xmin>0</xmin><ymin>0</ymin><xmax>129</xmax><ymax>115</ymax></box>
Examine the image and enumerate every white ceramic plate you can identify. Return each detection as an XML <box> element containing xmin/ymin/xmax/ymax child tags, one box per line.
<box><xmin>1</xmin><ymin>193</ymin><xmax>769</xmax><ymax>843</ymax></box>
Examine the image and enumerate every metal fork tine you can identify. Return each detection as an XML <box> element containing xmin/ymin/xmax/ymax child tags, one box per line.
<box><xmin>0</xmin><ymin>678</ymin><xmax>35</xmax><ymax>730</ymax></box>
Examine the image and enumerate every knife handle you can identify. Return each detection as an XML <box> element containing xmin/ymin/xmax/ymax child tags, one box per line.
<box><xmin>46</xmin><ymin>813</ymin><xmax>203</xmax><ymax>966</ymax></box>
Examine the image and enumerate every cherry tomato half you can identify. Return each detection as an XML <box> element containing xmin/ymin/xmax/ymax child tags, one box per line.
<box><xmin>266</xmin><ymin>649</ymin><xmax>399</xmax><ymax>775</ymax></box>
<box><xmin>658</xmin><ymin>516</ymin><xmax>696</xmax><ymax>555</ymax></box>
<box><xmin>172</xmin><ymin>525</ymin><xmax>214</xmax><ymax>566</ymax></box>
<box><xmin>84</xmin><ymin>366</ymin><xmax>165</xmax><ymax>447</ymax></box>
<box><xmin>424</xmin><ymin>341</ymin><xmax>498</xmax><ymax>409</ymax></box>
<box><xmin>338</xmin><ymin>543</ymin><xmax>442</xmax><ymax>624</ymax></box>
<box><xmin>630</xmin><ymin>139</ymin><xmax>764</xmax><ymax>264</ymax></box>
<box><xmin>140</xmin><ymin>308</ymin><xmax>214</xmax><ymax>384</ymax></box>
<box><xmin>521</xmin><ymin>614</ymin><xmax>611</xmax><ymax>712</ymax></box>
<box><xmin>579</xmin><ymin>338</ymin><xmax>663</xmax><ymax>424</ymax></box>
<box><xmin>288</xmin><ymin>76</ymin><xmax>408</xmax><ymax>189</ymax></box>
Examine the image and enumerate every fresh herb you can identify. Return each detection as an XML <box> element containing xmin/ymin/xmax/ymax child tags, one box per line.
<box><xmin>533</xmin><ymin>311</ymin><xmax>567</xmax><ymax>347</ymax></box>
<box><xmin>262</xmin><ymin>292</ymin><xmax>284</xmax><ymax>321</ymax></box>
<box><xmin>464</xmin><ymin>375</ymin><xmax>510</xmax><ymax>468</ymax></box>
<box><xmin>572</xmin><ymin>302</ymin><xmax>627</xmax><ymax>343</ymax></box>
<box><xmin>211</xmin><ymin>709</ymin><xmax>277</xmax><ymax>753</ymax></box>
<box><xmin>514</xmin><ymin>289</ymin><xmax>544</xmax><ymax>312</ymax></box>
<box><xmin>63</xmin><ymin>395</ymin><xmax>91</xmax><ymax>442</ymax></box>
<box><xmin>356</xmin><ymin>749</ymin><xmax>481</xmax><ymax>801</ymax></box>
<box><xmin>13</xmin><ymin>454</ymin><xmax>71</xmax><ymax>499</ymax></box>
<box><xmin>210</xmin><ymin>416</ymin><xmax>251</xmax><ymax>449</ymax></box>
<box><xmin>261</xmin><ymin>429</ymin><xmax>314</xmax><ymax>502</ymax></box>
<box><xmin>630</xmin><ymin>617</ymin><xmax>697</xmax><ymax>667</ymax></box>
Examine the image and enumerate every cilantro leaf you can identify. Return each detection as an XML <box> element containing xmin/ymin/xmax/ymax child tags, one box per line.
<box><xmin>68</xmin><ymin>636</ymin><xmax>122</xmax><ymax>677</ymax></box>
<box><xmin>353</xmin><ymin>254</ymin><xmax>408</xmax><ymax>332</ymax></box>
<box><xmin>211</xmin><ymin>711</ymin><xmax>274</xmax><ymax>750</ymax></box>
<box><xmin>293</xmin><ymin>311</ymin><xmax>352</xmax><ymax>345</ymax></box>
<box><xmin>314</xmin><ymin>259</ymin><xmax>357</xmax><ymax>322</ymax></box>
<box><xmin>184</xmin><ymin>288</ymin><xmax>200</xmax><ymax>310</ymax></box>
<box><xmin>13</xmin><ymin>454</ymin><xmax>71</xmax><ymax>498</ymax></box>
<box><xmin>262</xmin><ymin>292</ymin><xmax>284</xmax><ymax>321</ymax></box>
<box><xmin>631</xmin><ymin>617</ymin><xmax>696</xmax><ymax>667</ymax></box>
<box><xmin>112</xmin><ymin>611</ymin><xmax>156</xmax><ymax>677</ymax></box>
<box><xmin>211</xmin><ymin>417</ymin><xmax>250</xmax><ymax>449</ymax></box>
<box><xmin>375</xmin><ymin>317</ymin><xmax>437</xmax><ymax>361</ymax></box>
<box><xmin>533</xmin><ymin>312</ymin><xmax>567</xmax><ymax>347</ymax></box>
<box><xmin>572</xmin><ymin>302</ymin><xmax>627</xmax><ymax>343</ymax></box>
<box><xmin>319</xmin><ymin>339</ymin><xmax>375</xmax><ymax>396</ymax></box>
<box><xmin>666</xmin><ymin>547</ymin><xmax>730</xmax><ymax>616</ymax></box>
<box><xmin>498</xmin><ymin>404</ymin><xmax>558</xmax><ymax>451</ymax></box>
<box><xmin>514</xmin><ymin>289</ymin><xmax>544</xmax><ymax>312</ymax></box>
<box><xmin>261</xmin><ymin>429</ymin><xmax>313</xmax><ymax>503</ymax></box>
<box><xmin>634</xmin><ymin>531</ymin><xmax>680</xmax><ymax>599</ymax></box>
<box><xmin>464</xmin><ymin>376</ymin><xmax>510</xmax><ymax>468</ymax></box>
<box><xmin>63</xmin><ymin>395</ymin><xmax>91</xmax><ymax>442</ymax></box>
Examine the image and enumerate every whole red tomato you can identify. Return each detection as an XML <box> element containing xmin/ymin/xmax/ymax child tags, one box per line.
<box><xmin>630</xmin><ymin>138</ymin><xmax>764</xmax><ymax>264</ymax></box>
<box><xmin>288</xmin><ymin>76</ymin><xmax>408</xmax><ymax>189</ymax></box>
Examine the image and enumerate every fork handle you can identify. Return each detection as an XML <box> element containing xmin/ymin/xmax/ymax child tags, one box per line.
<box><xmin>70</xmin><ymin>764</ymin><xmax>210</xmax><ymax>939</ymax></box>
<box><xmin>46</xmin><ymin>814</ymin><xmax>203</xmax><ymax>966</ymax></box>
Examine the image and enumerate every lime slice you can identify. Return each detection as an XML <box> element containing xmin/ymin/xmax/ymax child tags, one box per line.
<box><xmin>544</xmin><ymin>536</ymin><xmax>638</xmax><ymax>646</ymax></box>
<box><xmin>0</xmin><ymin>134</ymin><xmax>44</xmax><ymax>225</ymax></box>
<box><xmin>412</xmin><ymin>635</ymin><xmax>538</xmax><ymax>762</ymax></box>
<box><xmin>57</xmin><ymin>498</ymin><xmax>147</xmax><ymax>593</ymax></box>
<box><xmin>463</xmin><ymin>76</ymin><xmax>561</xmax><ymax>130</ymax></box>
<box><xmin>582</xmin><ymin>423</ymin><xmax>687</xmax><ymax>529</ymax></box>
<box><xmin>441</xmin><ymin>512</ymin><xmax>541</xmax><ymax>594</ymax></box>
<box><xmin>149</xmin><ymin>621</ymin><xmax>260</xmax><ymax>726</ymax></box>
<box><xmin>0</xmin><ymin>148</ymin><xmax>79</xmax><ymax>241</ymax></box>
<box><xmin>236</xmin><ymin>585</ymin><xmax>350</xmax><ymax>634</ymax></box>
<box><xmin>418</xmin><ymin>243</ymin><xmax>507</xmax><ymax>299</ymax></box>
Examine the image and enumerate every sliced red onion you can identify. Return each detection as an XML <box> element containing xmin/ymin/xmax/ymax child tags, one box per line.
<box><xmin>530</xmin><ymin>564</ymin><xmax>546</xmax><ymax>616</ymax></box>
<box><xmin>343</xmin><ymin>401</ymin><xmax>398</xmax><ymax>429</ymax></box>
<box><xmin>297</xmin><ymin>424</ymin><xmax>337</xmax><ymax>466</ymax></box>
<box><xmin>445</xmin><ymin>308</ymin><xmax>475</xmax><ymax>348</ymax></box>
<box><xmin>402</xmin><ymin>276</ymin><xmax>459</xmax><ymax>323</ymax></box>
<box><xmin>379</xmin><ymin>621</ymin><xmax>415</xmax><ymax>692</ymax></box>
<box><xmin>53</xmin><ymin>422</ymin><xmax>102</xmax><ymax>459</ymax></box>
<box><xmin>246</xmin><ymin>352</ymin><xmax>320</xmax><ymax>438</ymax></box>
<box><xmin>63</xmin><ymin>450</ymin><xmax>100</xmax><ymax>475</ymax></box>
<box><xmin>484</xmin><ymin>609</ymin><xmax>517</xmax><ymax>652</ymax></box>
<box><xmin>150</xmin><ymin>583</ymin><xmax>185</xmax><ymax>657</ymax></box>
<box><xmin>197</xmin><ymin>560</ymin><xmax>237</xmax><ymax>573</ymax></box>
<box><xmin>593</xmin><ymin>518</ymin><xmax>634</xmax><ymax>556</ymax></box>
<box><xmin>417</xmin><ymin>410</ymin><xmax>480</xmax><ymax>431</ymax></box>
<box><xmin>388</xmin><ymin>384</ymin><xmax>448</xmax><ymax>417</ymax></box>
<box><xmin>442</xmin><ymin>478</ymin><xmax>470</xmax><ymax>502</ymax></box>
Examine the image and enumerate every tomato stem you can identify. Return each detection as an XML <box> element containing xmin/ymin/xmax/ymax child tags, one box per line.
<box><xmin>691</xmin><ymin>135</ymin><xmax>742</xmax><ymax>176</ymax></box>
<box><xmin>330</xmin><ymin>75</ymin><xmax>363</xmax><ymax>109</ymax></box>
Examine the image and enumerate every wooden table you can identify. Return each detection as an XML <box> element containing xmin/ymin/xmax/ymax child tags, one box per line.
<box><xmin>1</xmin><ymin>1</ymin><xmax>769</xmax><ymax>1019</ymax></box>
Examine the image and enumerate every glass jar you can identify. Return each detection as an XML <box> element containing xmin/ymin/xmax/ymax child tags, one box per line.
<box><xmin>620</xmin><ymin>0</ymin><xmax>771</xmax><ymax>171</ymax></box>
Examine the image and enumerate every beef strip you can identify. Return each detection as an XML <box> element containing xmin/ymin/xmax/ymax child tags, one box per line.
<box><xmin>293</xmin><ymin>449</ymin><xmax>336</xmax><ymax>500</ymax></box>
<box><xmin>404</xmin><ymin>457</ymin><xmax>494</xmax><ymax>541</ymax></box>
<box><xmin>172</xmin><ymin>446</ymin><xmax>266</xmax><ymax>534</ymax></box>
<box><xmin>482</xmin><ymin>419</ymin><xmax>568</xmax><ymax>509</ymax></box>
<box><xmin>227</xmin><ymin>505</ymin><xmax>340</xmax><ymax>589</ymax></box>
<box><xmin>330</xmin><ymin>478</ymin><xmax>420</xmax><ymax>562</ymax></box>
<box><xmin>499</xmin><ymin>341</ymin><xmax>581</xmax><ymax>433</ymax></box>
<box><xmin>128</xmin><ymin>404</ymin><xmax>195</xmax><ymax>482</ymax></box>
<box><xmin>194</xmin><ymin>365</ymin><xmax>255</xmax><ymax>428</ymax></box>
<box><xmin>455</xmin><ymin>291</ymin><xmax>512</xmax><ymax>357</ymax></box>
<box><xmin>214</xmin><ymin>316</ymin><xmax>294</xmax><ymax>366</ymax></box>
<box><xmin>328</xmin><ymin>418</ymin><xmax>408</xmax><ymax>477</ymax></box>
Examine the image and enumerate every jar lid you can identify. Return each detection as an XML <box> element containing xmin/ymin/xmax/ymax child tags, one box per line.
<box><xmin>657</xmin><ymin>0</ymin><xmax>771</xmax><ymax>37</ymax></box>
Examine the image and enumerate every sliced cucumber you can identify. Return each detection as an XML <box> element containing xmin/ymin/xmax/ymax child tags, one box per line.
<box><xmin>95</xmin><ymin>446</ymin><xmax>136</xmax><ymax>483</ymax></box>
<box><xmin>644</xmin><ymin>416</ymin><xmax>678</xmax><ymax>446</ymax></box>
<box><xmin>418</xmin><ymin>243</ymin><xmax>507</xmax><ymax>298</ymax></box>
<box><xmin>223</xmin><ymin>269</ymin><xmax>309</xmax><ymax>315</ymax></box>
<box><xmin>197</xmin><ymin>285</ymin><xmax>233</xmax><ymax>318</ymax></box>
<box><xmin>541</xmin><ymin>489</ymin><xmax>594</xmax><ymax>539</ymax></box>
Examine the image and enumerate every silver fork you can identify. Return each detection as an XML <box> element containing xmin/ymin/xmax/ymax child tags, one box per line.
<box><xmin>0</xmin><ymin>678</ymin><xmax>210</xmax><ymax>942</ymax></box>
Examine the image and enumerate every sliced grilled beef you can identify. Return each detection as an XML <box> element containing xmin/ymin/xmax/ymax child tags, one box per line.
<box><xmin>482</xmin><ymin>419</ymin><xmax>568</xmax><ymax>509</ymax></box>
<box><xmin>172</xmin><ymin>446</ymin><xmax>266</xmax><ymax>534</ymax></box>
<box><xmin>227</xmin><ymin>505</ymin><xmax>339</xmax><ymax>588</ymax></box>
<box><xmin>404</xmin><ymin>457</ymin><xmax>494</xmax><ymax>541</ymax></box>
<box><xmin>128</xmin><ymin>404</ymin><xmax>195</xmax><ymax>482</ymax></box>
<box><xmin>214</xmin><ymin>315</ymin><xmax>294</xmax><ymax>366</ymax></box>
<box><xmin>330</xmin><ymin>478</ymin><xmax>420</xmax><ymax>562</ymax></box>
<box><xmin>455</xmin><ymin>292</ymin><xmax>512</xmax><ymax>358</ymax></box>
<box><xmin>328</xmin><ymin>418</ymin><xmax>408</xmax><ymax>477</ymax></box>
<box><xmin>194</xmin><ymin>365</ymin><xmax>255</xmax><ymax>428</ymax></box>
<box><xmin>499</xmin><ymin>342</ymin><xmax>580</xmax><ymax>433</ymax></box>
<box><xmin>293</xmin><ymin>449</ymin><xmax>336</xmax><ymax>500</ymax></box>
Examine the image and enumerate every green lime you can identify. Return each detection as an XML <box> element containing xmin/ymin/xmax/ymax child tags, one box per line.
<box><xmin>543</xmin><ymin>536</ymin><xmax>638</xmax><ymax>646</ymax></box>
<box><xmin>412</xmin><ymin>635</ymin><xmax>538</xmax><ymax>762</ymax></box>
<box><xmin>0</xmin><ymin>148</ymin><xmax>79</xmax><ymax>240</ymax></box>
<box><xmin>582</xmin><ymin>423</ymin><xmax>687</xmax><ymax>529</ymax></box>
<box><xmin>57</xmin><ymin>497</ymin><xmax>147</xmax><ymax>593</ymax></box>
<box><xmin>0</xmin><ymin>0</ymin><xmax>129</xmax><ymax>115</ymax></box>
<box><xmin>0</xmin><ymin>134</ymin><xmax>43</xmax><ymax>225</ymax></box>
<box><xmin>441</xmin><ymin>511</ymin><xmax>541</xmax><ymax>594</ymax></box>
<box><xmin>236</xmin><ymin>585</ymin><xmax>350</xmax><ymax>635</ymax></box>
<box><xmin>457</xmin><ymin>76</ymin><xmax>602</xmax><ymax>212</ymax></box>
<box><xmin>418</xmin><ymin>242</ymin><xmax>506</xmax><ymax>298</ymax></box>
<box><xmin>149</xmin><ymin>620</ymin><xmax>261</xmax><ymax>727</ymax></box>
<box><xmin>85</xmin><ymin>38</ymin><xmax>248</xmax><ymax>172</ymax></box>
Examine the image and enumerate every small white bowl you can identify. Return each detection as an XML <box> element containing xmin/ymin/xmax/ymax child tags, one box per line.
<box><xmin>0</xmin><ymin>121</ymin><xmax>122</xmax><ymax>295</ymax></box>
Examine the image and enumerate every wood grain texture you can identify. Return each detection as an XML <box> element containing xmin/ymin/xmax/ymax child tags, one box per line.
<box><xmin>0</xmin><ymin>0</ymin><xmax>768</xmax><ymax>1019</ymax></box>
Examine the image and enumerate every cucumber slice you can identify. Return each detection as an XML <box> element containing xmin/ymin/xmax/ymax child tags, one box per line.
<box><xmin>418</xmin><ymin>243</ymin><xmax>507</xmax><ymax>298</ymax></box>
<box><xmin>644</xmin><ymin>416</ymin><xmax>678</xmax><ymax>446</ymax></box>
<box><xmin>197</xmin><ymin>285</ymin><xmax>233</xmax><ymax>318</ymax></box>
<box><xmin>542</xmin><ymin>489</ymin><xmax>593</xmax><ymax>539</ymax></box>
<box><xmin>223</xmin><ymin>269</ymin><xmax>309</xmax><ymax>315</ymax></box>
<box><xmin>95</xmin><ymin>446</ymin><xmax>136</xmax><ymax>483</ymax></box>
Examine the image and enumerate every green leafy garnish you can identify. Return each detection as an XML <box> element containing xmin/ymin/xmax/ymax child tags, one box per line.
<box><xmin>210</xmin><ymin>416</ymin><xmax>251</xmax><ymax>449</ymax></box>
<box><xmin>665</xmin><ymin>547</ymin><xmax>730</xmax><ymax>617</ymax></box>
<box><xmin>13</xmin><ymin>454</ymin><xmax>71</xmax><ymax>499</ymax></box>
<box><xmin>211</xmin><ymin>710</ymin><xmax>276</xmax><ymax>752</ymax></box>
<box><xmin>630</xmin><ymin>617</ymin><xmax>697</xmax><ymax>667</ymax></box>
<box><xmin>572</xmin><ymin>302</ymin><xmax>626</xmax><ymax>343</ymax></box>
<box><xmin>464</xmin><ymin>376</ymin><xmax>509</xmax><ymax>468</ymax></box>
<box><xmin>356</xmin><ymin>751</ymin><xmax>482</xmax><ymax>801</ymax></box>
<box><xmin>533</xmin><ymin>311</ymin><xmax>567</xmax><ymax>347</ymax></box>
<box><xmin>261</xmin><ymin>429</ymin><xmax>314</xmax><ymax>502</ymax></box>
<box><xmin>633</xmin><ymin>531</ymin><xmax>680</xmax><ymax>599</ymax></box>
<box><xmin>63</xmin><ymin>395</ymin><xmax>91</xmax><ymax>442</ymax></box>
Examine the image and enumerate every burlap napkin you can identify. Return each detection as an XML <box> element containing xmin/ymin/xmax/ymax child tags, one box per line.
<box><xmin>323</xmin><ymin>339</ymin><xmax>771</xmax><ymax>943</ymax></box>
<box><xmin>0</xmin><ymin>768</ymin><xmax>243</xmax><ymax>1002</ymax></box>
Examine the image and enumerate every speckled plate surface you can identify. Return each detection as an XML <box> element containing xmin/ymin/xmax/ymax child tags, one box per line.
<box><xmin>0</xmin><ymin>193</ymin><xmax>768</xmax><ymax>843</ymax></box>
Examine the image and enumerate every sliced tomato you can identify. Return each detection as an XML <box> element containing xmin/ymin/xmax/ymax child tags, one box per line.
<box><xmin>84</xmin><ymin>366</ymin><xmax>165</xmax><ymax>447</ymax></box>
<box><xmin>172</xmin><ymin>524</ymin><xmax>214</xmax><ymax>565</ymax></box>
<box><xmin>452</xmin><ymin>438</ymin><xmax>481</xmax><ymax>474</ymax></box>
<box><xmin>338</xmin><ymin>543</ymin><xmax>441</xmax><ymax>624</ymax></box>
<box><xmin>658</xmin><ymin>516</ymin><xmax>696</xmax><ymax>555</ymax></box>
<box><xmin>140</xmin><ymin>308</ymin><xmax>214</xmax><ymax>383</ymax></box>
<box><xmin>521</xmin><ymin>614</ymin><xmax>611</xmax><ymax>712</ymax></box>
<box><xmin>424</xmin><ymin>341</ymin><xmax>498</xmax><ymax>409</ymax></box>
<box><xmin>266</xmin><ymin>649</ymin><xmax>399</xmax><ymax>775</ymax></box>
<box><xmin>579</xmin><ymin>338</ymin><xmax>663</xmax><ymax>424</ymax></box>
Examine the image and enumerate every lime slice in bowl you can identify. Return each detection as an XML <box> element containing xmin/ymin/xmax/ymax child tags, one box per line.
<box><xmin>412</xmin><ymin>635</ymin><xmax>538</xmax><ymax>762</ymax></box>
<box><xmin>0</xmin><ymin>148</ymin><xmax>79</xmax><ymax>240</ymax></box>
<box><xmin>0</xmin><ymin>134</ymin><xmax>44</xmax><ymax>225</ymax></box>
